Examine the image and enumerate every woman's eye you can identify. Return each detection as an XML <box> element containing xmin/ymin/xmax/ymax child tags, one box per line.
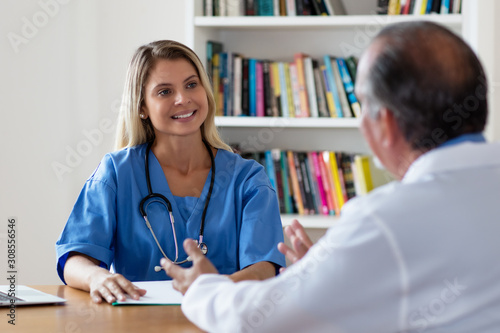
<box><xmin>187</xmin><ymin>82</ymin><xmax>197</xmax><ymax>89</ymax></box>
<box><xmin>159</xmin><ymin>89</ymin><xmax>171</xmax><ymax>96</ymax></box>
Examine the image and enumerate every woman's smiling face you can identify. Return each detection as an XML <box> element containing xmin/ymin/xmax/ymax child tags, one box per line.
<box><xmin>141</xmin><ymin>57</ymin><xmax>209</xmax><ymax>140</ymax></box>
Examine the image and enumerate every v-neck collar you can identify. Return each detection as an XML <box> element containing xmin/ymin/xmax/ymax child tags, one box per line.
<box><xmin>146</xmin><ymin>147</ymin><xmax>217</xmax><ymax>224</ymax></box>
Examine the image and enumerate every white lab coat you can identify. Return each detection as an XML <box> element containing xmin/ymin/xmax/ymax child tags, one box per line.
<box><xmin>182</xmin><ymin>141</ymin><xmax>500</xmax><ymax>333</ymax></box>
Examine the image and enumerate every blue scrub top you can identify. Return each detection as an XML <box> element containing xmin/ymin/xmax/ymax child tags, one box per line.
<box><xmin>56</xmin><ymin>144</ymin><xmax>286</xmax><ymax>283</ymax></box>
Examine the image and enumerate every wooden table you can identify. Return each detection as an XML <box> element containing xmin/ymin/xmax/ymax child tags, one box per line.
<box><xmin>0</xmin><ymin>285</ymin><xmax>205</xmax><ymax>333</ymax></box>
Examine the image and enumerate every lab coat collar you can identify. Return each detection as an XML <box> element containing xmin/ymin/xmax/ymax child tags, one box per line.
<box><xmin>402</xmin><ymin>140</ymin><xmax>500</xmax><ymax>184</ymax></box>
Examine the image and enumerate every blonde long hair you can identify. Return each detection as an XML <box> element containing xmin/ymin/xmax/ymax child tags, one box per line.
<box><xmin>114</xmin><ymin>40</ymin><xmax>232</xmax><ymax>152</ymax></box>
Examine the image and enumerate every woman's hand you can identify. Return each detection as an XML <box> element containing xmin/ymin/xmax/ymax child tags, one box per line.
<box><xmin>277</xmin><ymin>219</ymin><xmax>313</xmax><ymax>272</ymax></box>
<box><xmin>64</xmin><ymin>253</ymin><xmax>146</xmax><ymax>304</ymax></box>
<box><xmin>88</xmin><ymin>270</ymin><xmax>147</xmax><ymax>304</ymax></box>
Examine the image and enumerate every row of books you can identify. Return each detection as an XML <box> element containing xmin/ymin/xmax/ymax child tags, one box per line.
<box><xmin>204</xmin><ymin>0</ymin><xmax>344</xmax><ymax>17</ymax></box>
<box><xmin>240</xmin><ymin>149</ymin><xmax>374</xmax><ymax>216</ymax></box>
<box><xmin>378</xmin><ymin>0</ymin><xmax>461</xmax><ymax>15</ymax></box>
<box><xmin>207</xmin><ymin>41</ymin><xmax>361</xmax><ymax>118</ymax></box>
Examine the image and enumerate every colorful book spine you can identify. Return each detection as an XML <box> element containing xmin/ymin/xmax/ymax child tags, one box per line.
<box><xmin>262</xmin><ymin>61</ymin><xmax>274</xmax><ymax>116</ymax></box>
<box><xmin>271</xmin><ymin>149</ymin><xmax>285</xmax><ymax>213</ymax></box>
<box><xmin>220</xmin><ymin>52</ymin><xmax>229</xmax><ymax>115</ymax></box>
<box><xmin>337</xmin><ymin>58</ymin><xmax>361</xmax><ymax>118</ymax></box>
<box><xmin>304</xmin><ymin>57</ymin><xmax>319</xmax><ymax>117</ymax></box>
<box><xmin>299</xmin><ymin>153</ymin><xmax>316</xmax><ymax>214</ymax></box>
<box><xmin>441</xmin><ymin>0</ymin><xmax>450</xmax><ymax>14</ymax></box>
<box><xmin>256</xmin><ymin>61</ymin><xmax>265</xmax><ymax>117</ymax></box>
<box><xmin>431</xmin><ymin>0</ymin><xmax>442</xmax><ymax>13</ymax></box>
<box><xmin>271</xmin><ymin>62</ymin><xmax>282</xmax><ymax>117</ymax></box>
<box><xmin>345</xmin><ymin>56</ymin><xmax>358</xmax><ymax>83</ymax></box>
<box><xmin>284</xmin><ymin>62</ymin><xmax>295</xmax><ymax>117</ymax></box>
<box><xmin>286</xmin><ymin>0</ymin><xmax>296</xmax><ymax>15</ymax></box>
<box><xmin>388</xmin><ymin>0</ymin><xmax>401</xmax><ymax>15</ymax></box>
<box><xmin>233</xmin><ymin>55</ymin><xmax>242</xmax><ymax>116</ymax></box>
<box><xmin>278</xmin><ymin>62</ymin><xmax>290</xmax><ymax>118</ymax></box>
<box><xmin>306</xmin><ymin>152</ymin><xmax>322</xmax><ymax>214</ymax></box>
<box><xmin>323</xmin><ymin>55</ymin><xmax>343</xmax><ymax>117</ymax></box>
<box><xmin>314</xmin><ymin>64</ymin><xmax>329</xmax><ymax>117</ymax></box>
<box><xmin>227</xmin><ymin>0</ymin><xmax>242</xmax><ymax>16</ymax></box>
<box><xmin>321</xmin><ymin>65</ymin><xmax>337</xmax><ymax>118</ymax></box>
<box><xmin>425</xmin><ymin>0</ymin><xmax>433</xmax><ymax>14</ymax></box>
<box><xmin>322</xmin><ymin>152</ymin><xmax>341</xmax><ymax>215</ymax></box>
<box><xmin>412</xmin><ymin>0</ymin><xmax>424</xmax><ymax>14</ymax></box>
<box><xmin>287</xmin><ymin>151</ymin><xmax>304</xmax><ymax>215</ymax></box>
<box><xmin>353</xmin><ymin>155</ymin><xmax>374</xmax><ymax>195</ymax></box>
<box><xmin>249</xmin><ymin>58</ymin><xmax>257</xmax><ymax>117</ymax></box>
<box><xmin>258</xmin><ymin>0</ymin><xmax>274</xmax><ymax>15</ymax></box>
<box><xmin>318</xmin><ymin>153</ymin><xmax>336</xmax><ymax>215</ymax></box>
<box><xmin>245</xmin><ymin>0</ymin><xmax>256</xmax><ymax>15</ymax></box>
<box><xmin>227</xmin><ymin>53</ymin><xmax>235</xmax><ymax>116</ymax></box>
<box><xmin>264</xmin><ymin>150</ymin><xmax>278</xmax><ymax>190</ymax></box>
<box><xmin>350</xmin><ymin>156</ymin><xmax>362</xmax><ymax>196</ymax></box>
<box><xmin>241</xmin><ymin>57</ymin><xmax>250</xmax><ymax>116</ymax></box>
<box><xmin>331</xmin><ymin>58</ymin><xmax>352</xmax><ymax>118</ymax></box>
<box><xmin>204</xmin><ymin>0</ymin><xmax>213</xmax><ymax>16</ymax></box>
<box><xmin>335</xmin><ymin>153</ymin><xmax>349</xmax><ymax>203</ymax></box>
<box><xmin>289</xmin><ymin>63</ymin><xmax>302</xmax><ymax>117</ymax></box>
<box><xmin>328</xmin><ymin>151</ymin><xmax>345</xmax><ymax>211</ymax></box>
<box><xmin>280</xmin><ymin>150</ymin><xmax>293</xmax><ymax>213</ymax></box>
<box><xmin>293</xmin><ymin>152</ymin><xmax>309</xmax><ymax>214</ymax></box>
<box><xmin>311</xmin><ymin>152</ymin><xmax>329</xmax><ymax>215</ymax></box>
<box><xmin>279</xmin><ymin>0</ymin><xmax>287</xmax><ymax>15</ymax></box>
<box><xmin>212</xmin><ymin>53</ymin><xmax>222</xmax><ymax>116</ymax></box>
<box><xmin>220</xmin><ymin>52</ymin><xmax>230</xmax><ymax>116</ymax></box>
<box><xmin>420</xmin><ymin>0</ymin><xmax>429</xmax><ymax>14</ymax></box>
<box><xmin>273</xmin><ymin>0</ymin><xmax>280</xmax><ymax>16</ymax></box>
<box><xmin>294</xmin><ymin>53</ymin><xmax>311</xmax><ymax>117</ymax></box>
<box><xmin>206</xmin><ymin>40</ymin><xmax>223</xmax><ymax>84</ymax></box>
<box><xmin>339</xmin><ymin>153</ymin><xmax>356</xmax><ymax>200</ymax></box>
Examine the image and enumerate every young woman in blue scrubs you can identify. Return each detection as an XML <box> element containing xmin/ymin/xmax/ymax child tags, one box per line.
<box><xmin>56</xmin><ymin>40</ymin><xmax>285</xmax><ymax>304</ymax></box>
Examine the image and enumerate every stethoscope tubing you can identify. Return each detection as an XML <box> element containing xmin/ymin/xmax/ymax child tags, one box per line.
<box><xmin>139</xmin><ymin>140</ymin><xmax>215</xmax><ymax>267</ymax></box>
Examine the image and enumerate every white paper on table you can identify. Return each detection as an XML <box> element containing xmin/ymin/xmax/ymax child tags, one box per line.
<box><xmin>112</xmin><ymin>281</ymin><xmax>183</xmax><ymax>306</ymax></box>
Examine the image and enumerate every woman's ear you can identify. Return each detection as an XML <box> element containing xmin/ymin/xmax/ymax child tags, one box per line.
<box><xmin>140</xmin><ymin>105</ymin><xmax>148</xmax><ymax>119</ymax></box>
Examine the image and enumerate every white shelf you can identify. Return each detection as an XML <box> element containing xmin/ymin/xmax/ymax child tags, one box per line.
<box><xmin>215</xmin><ymin>116</ymin><xmax>367</xmax><ymax>153</ymax></box>
<box><xmin>215</xmin><ymin>116</ymin><xmax>360</xmax><ymax>128</ymax></box>
<box><xmin>195</xmin><ymin>14</ymin><xmax>462</xmax><ymax>29</ymax></box>
<box><xmin>281</xmin><ymin>214</ymin><xmax>339</xmax><ymax>228</ymax></box>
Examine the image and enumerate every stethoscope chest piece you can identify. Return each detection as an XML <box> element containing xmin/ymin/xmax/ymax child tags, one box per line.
<box><xmin>199</xmin><ymin>242</ymin><xmax>208</xmax><ymax>255</ymax></box>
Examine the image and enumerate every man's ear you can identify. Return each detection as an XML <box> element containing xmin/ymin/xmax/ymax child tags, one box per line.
<box><xmin>378</xmin><ymin>108</ymin><xmax>401</xmax><ymax>149</ymax></box>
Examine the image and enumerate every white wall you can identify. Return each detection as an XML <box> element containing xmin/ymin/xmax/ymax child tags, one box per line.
<box><xmin>462</xmin><ymin>0</ymin><xmax>500</xmax><ymax>142</ymax></box>
<box><xmin>0</xmin><ymin>0</ymin><xmax>187</xmax><ymax>284</ymax></box>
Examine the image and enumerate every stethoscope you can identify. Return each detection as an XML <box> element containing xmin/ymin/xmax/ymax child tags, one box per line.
<box><xmin>139</xmin><ymin>140</ymin><xmax>215</xmax><ymax>272</ymax></box>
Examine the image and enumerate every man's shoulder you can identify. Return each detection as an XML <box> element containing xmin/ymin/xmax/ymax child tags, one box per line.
<box><xmin>404</xmin><ymin>141</ymin><xmax>500</xmax><ymax>183</ymax></box>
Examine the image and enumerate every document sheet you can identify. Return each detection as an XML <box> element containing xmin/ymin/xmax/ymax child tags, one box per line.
<box><xmin>112</xmin><ymin>281</ymin><xmax>183</xmax><ymax>306</ymax></box>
